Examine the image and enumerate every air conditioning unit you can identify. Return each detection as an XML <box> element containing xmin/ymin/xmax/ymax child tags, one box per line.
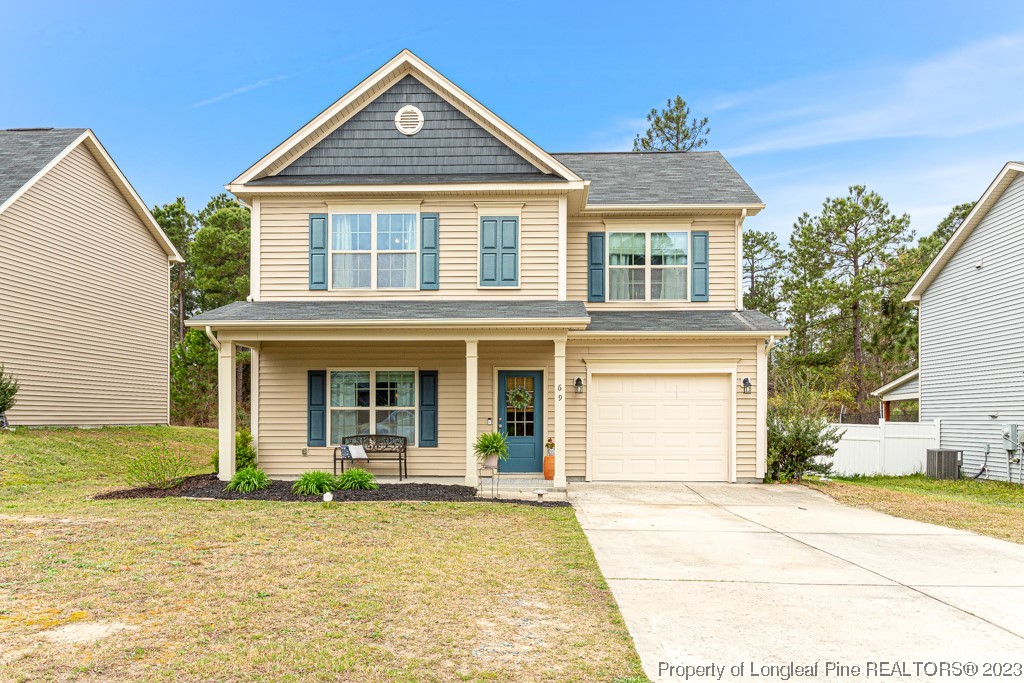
<box><xmin>927</xmin><ymin>449</ymin><xmax>961</xmax><ymax>480</ymax></box>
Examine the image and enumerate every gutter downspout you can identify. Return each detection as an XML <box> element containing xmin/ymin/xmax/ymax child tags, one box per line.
<box><xmin>736</xmin><ymin>208</ymin><xmax>748</xmax><ymax>311</ymax></box>
<box><xmin>205</xmin><ymin>326</ymin><xmax>221</xmax><ymax>351</ymax></box>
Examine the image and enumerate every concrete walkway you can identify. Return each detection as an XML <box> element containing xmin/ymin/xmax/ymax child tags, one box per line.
<box><xmin>570</xmin><ymin>483</ymin><xmax>1024</xmax><ymax>682</ymax></box>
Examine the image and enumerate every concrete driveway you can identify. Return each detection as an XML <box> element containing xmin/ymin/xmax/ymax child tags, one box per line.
<box><xmin>570</xmin><ymin>483</ymin><xmax>1024</xmax><ymax>682</ymax></box>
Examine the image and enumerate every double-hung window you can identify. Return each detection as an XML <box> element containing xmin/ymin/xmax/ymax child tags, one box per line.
<box><xmin>329</xmin><ymin>369</ymin><xmax>417</xmax><ymax>445</ymax></box>
<box><xmin>331</xmin><ymin>212</ymin><xmax>418</xmax><ymax>289</ymax></box>
<box><xmin>608</xmin><ymin>230</ymin><xmax>689</xmax><ymax>301</ymax></box>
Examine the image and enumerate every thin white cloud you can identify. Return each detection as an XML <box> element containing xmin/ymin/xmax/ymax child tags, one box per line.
<box><xmin>724</xmin><ymin>33</ymin><xmax>1024</xmax><ymax>157</ymax></box>
<box><xmin>191</xmin><ymin>75</ymin><xmax>288</xmax><ymax>108</ymax></box>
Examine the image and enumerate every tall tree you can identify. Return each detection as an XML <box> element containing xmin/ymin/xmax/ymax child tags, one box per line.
<box><xmin>742</xmin><ymin>229</ymin><xmax>784</xmax><ymax>318</ymax></box>
<box><xmin>633</xmin><ymin>96</ymin><xmax>710</xmax><ymax>152</ymax></box>
<box><xmin>917</xmin><ymin>201</ymin><xmax>975</xmax><ymax>266</ymax></box>
<box><xmin>151</xmin><ymin>198</ymin><xmax>197</xmax><ymax>344</ymax></box>
<box><xmin>190</xmin><ymin>202</ymin><xmax>251</xmax><ymax>311</ymax></box>
<box><xmin>784</xmin><ymin>186</ymin><xmax>912</xmax><ymax>404</ymax></box>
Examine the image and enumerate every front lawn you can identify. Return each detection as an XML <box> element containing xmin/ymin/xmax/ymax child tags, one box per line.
<box><xmin>805</xmin><ymin>473</ymin><xmax>1024</xmax><ymax>544</ymax></box>
<box><xmin>0</xmin><ymin>427</ymin><xmax>645</xmax><ymax>682</ymax></box>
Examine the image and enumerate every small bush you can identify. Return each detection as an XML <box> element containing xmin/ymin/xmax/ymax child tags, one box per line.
<box><xmin>209</xmin><ymin>428</ymin><xmax>257</xmax><ymax>474</ymax></box>
<box><xmin>225</xmin><ymin>466</ymin><xmax>271</xmax><ymax>493</ymax></box>
<box><xmin>334</xmin><ymin>468</ymin><xmax>378</xmax><ymax>491</ymax></box>
<box><xmin>292</xmin><ymin>470</ymin><xmax>337</xmax><ymax>496</ymax></box>
<box><xmin>0</xmin><ymin>363</ymin><xmax>19</xmax><ymax>415</ymax></box>
<box><xmin>236</xmin><ymin>429</ymin><xmax>257</xmax><ymax>470</ymax></box>
<box><xmin>126</xmin><ymin>447</ymin><xmax>190</xmax><ymax>489</ymax></box>
<box><xmin>766</xmin><ymin>413</ymin><xmax>841</xmax><ymax>482</ymax></box>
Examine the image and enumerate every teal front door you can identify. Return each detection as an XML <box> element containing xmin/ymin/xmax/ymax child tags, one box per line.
<box><xmin>498</xmin><ymin>371</ymin><xmax>543</xmax><ymax>472</ymax></box>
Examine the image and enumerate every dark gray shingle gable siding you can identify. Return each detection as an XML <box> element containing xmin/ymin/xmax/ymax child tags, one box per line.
<box><xmin>0</xmin><ymin>128</ymin><xmax>87</xmax><ymax>206</ymax></box>
<box><xmin>275</xmin><ymin>76</ymin><xmax>546</xmax><ymax>178</ymax></box>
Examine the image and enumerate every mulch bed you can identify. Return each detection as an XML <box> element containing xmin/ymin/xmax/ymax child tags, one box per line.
<box><xmin>94</xmin><ymin>474</ymin><xmax>569</xmax><ymax>507</ymax></box>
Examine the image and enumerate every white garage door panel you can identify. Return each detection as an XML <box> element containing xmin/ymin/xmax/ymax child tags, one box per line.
<box><xmin>591</xmin><ymin>373</ymin><xmax>730</xmax><ymax>482</ymax></box>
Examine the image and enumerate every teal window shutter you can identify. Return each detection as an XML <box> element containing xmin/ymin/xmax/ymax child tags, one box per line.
<box><xmin>479</xmin><ymin>216</ymin><xmax>519</xmax><ymax>286</ymax></box>
<box><xmin>307</xmin><ymin>370</ymin><xmax>326</xmax><ymax>447</ymax></box>
<box><xmin>691</xmin><ymin>231</ymin><xmax>709</xmax><ymax>302</ymax></box>
<box><xmin>419</xmin><ymin>370</ymin><xmax>438</xmax><ymax>447</ymax></box>
<box><xmin>309</xmin><ymin>214</ymin><xmax>328</xmax><ymax>290</ymax></box>
<box><xmin>420</xmin><ymin>213</ymin><xmax>439</xmax><ymax>290</ymax></box>
<box><xmin>587</xmin><ymin>232</ymin><xmax>606</xmax><ymax>302</ymax></box>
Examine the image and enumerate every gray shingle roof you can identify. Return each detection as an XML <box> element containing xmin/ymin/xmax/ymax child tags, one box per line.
<box><xmin>0</xmin><ymin>128</ymin><xmax>86</xmax><ymax>206</ymax></box>
<box><xmin>585</xmin><ymin>310</ymin><xmax>786</xmax><ymax>333</ymax></box>
<box><xmin>553</xmin><ymin>151</ymin><xmax>762</xmax><ymax>206</ymax></box>
<box><xmin>247</xmin><ymin>172</ymin><xmax>564</xmax><ymax>186</ymax></box>
<box><xmin>190</xmin><ymin>300</ymin><xmax>589</xmax><ymax>323</ymax></box>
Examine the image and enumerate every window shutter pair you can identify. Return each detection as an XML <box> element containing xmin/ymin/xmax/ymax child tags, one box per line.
<box><xmin>585</xmin><ymin>230</ymin><xmax>710</xmax><ymax>302</ymax></box>
<box><xmin>479</xmin><ymin>216</ymin><xmax>519</xmax><ymax>286</ymax></box>
<box><xmin>307</xmin><ymin>213</ymin><xmax>440</xmax><ymax>291</ymax></box>
<box><xmin>306</xmin><ymin>370</ymin><xmax>438</xmax><ymax>448</ymax></box>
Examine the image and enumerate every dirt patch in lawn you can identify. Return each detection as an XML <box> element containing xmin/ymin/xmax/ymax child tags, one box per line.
<box><xmin>94</xmin><ymin>474</ymin><xmax>570</xmax><ymax>507</ymax></box>
<box><xmin>806</xmin><ymin>479</ymin><xmax>1024</xmax><ymax>544</ymax></box>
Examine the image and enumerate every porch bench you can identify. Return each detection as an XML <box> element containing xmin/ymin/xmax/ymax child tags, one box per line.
<box><xmin>335</xmin><ymin>434</ymin><xmax>408</xmax><ymax>481</ymax></box>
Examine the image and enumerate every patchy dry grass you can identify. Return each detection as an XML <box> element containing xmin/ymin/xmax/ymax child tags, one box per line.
<box><xmin>805</xmin><ymin>474</ymin><xmax>1024</xmax><ymax>544</ymax></box>
<box><xmin>0</xmin><ymin>428</ymin><xmax>646</xmax><ymax>682</ymax></box>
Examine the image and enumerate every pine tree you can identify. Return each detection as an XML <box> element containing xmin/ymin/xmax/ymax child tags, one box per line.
<box><xmin>633</xmin><ymin>96</ymin><xmax>710</xmax><ymax>152</ymax></box>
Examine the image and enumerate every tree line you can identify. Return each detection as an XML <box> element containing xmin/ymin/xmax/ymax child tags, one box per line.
<box><xmin>152</xmin><ymin>195</ymin><xmax>251</xmax><ymax>426</ymax></box>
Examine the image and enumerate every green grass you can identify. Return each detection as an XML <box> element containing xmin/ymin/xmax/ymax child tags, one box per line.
<box><xmin>829</xmin><ymin>473</ymin><xmax>1024</xmax><ymax>508</ymax></box>
<box><xmin>0</xmin><ymin>425</ymin><xmax>216</xmax><ymax>487</ymax></box>
<box><xmin>807</xmin><ymin>473</ymin><xmax>1024</xmax><ymax>544</ymax></box>
<box><xmin>0</xmin><ymin>427</ymin><xmax>647</xmax><ymax>682</ymax></box>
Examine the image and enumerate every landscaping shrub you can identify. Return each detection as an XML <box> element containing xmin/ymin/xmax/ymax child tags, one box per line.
<box><xmin>235</xmin><ymin>429</ymin><xmax>256</xmax><ymax>470</ymax></box>
<box><xmin>334</xmin><ymin>468</ymin><xmax>378</xmax><ymax>491</ymax></box>
<box><xmin>225</xmin><ymin>466</ymin><xmax>271</xmax><ymax>493</ymax></box>
<box><xmin>0</xmin><ymin>363</ymin><xmax>19</xmax><ymax>415</ymax></box>
<box><xmin>126</xmin><ymin>447</ymin><xmax>191</xmax><ymax>489</ymax></box>
<box><xmin>766</xmin><ymin>374</ymin><xmax>843</xmax><ymax>482</ymax></box>
<box><xmin>291</xmin><ymin>470</ymin><xmax>337</xmax><ymax>496</ymax></box>
<box><xmin>210</xmin><ymin>428</ymin><xmax>257</xmax><ymax>474</ymax></box>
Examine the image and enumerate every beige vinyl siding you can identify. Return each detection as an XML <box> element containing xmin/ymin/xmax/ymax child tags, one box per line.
<box><xmin>565</xmin><ymin>338</ymin><xmax>759</xmax><ymax>479</ymax></box>
<box><xmin>255</xmin><ymin>337</ymin><xmax>758</xmax><ymax>480</ymax></box>
<box><xmin>257</xmin><ymin>341</ymin><xmax>468</xmax><ymax>478</ymax></box>
<box><xmin>0</xmin><ymin>144</ymin><xmax>170</xmax><ymax>425</ymax></box>
<box><xmin>567</xmin><ymin>217</ymin><xmax>739</xmax><ymax>309</ymax></box>
<box><xmin>258</xmin><ymin>196</ymin><xmax>559</xmax><ymax>300</ymax></box>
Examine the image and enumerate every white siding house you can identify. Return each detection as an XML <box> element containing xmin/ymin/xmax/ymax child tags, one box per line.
<box><xmin>906</xmin><ymin>163</ymin><xmax>1024</xmax><ymax>482</ymax></box>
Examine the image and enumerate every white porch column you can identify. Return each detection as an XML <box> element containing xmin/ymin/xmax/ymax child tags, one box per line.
<box><xmin>554</xmin><ymin>338</ymin><xmax>567</xmax><ymax>488</ymax></box>
<box><xmin>465</xmin><ymin>339</ymin><xmax>479</xmax><ymax>487</ymax></box>
<box><xmin>218</xmin><ymin>340</ymin><xmax>236</xmax><ymax>481</ymax></box>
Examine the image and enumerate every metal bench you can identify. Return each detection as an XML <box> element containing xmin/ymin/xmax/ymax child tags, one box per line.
<box><xmin>335</xmin><ymin>434</ymin><xmax>408</xmax><ymax>481</ymax></box>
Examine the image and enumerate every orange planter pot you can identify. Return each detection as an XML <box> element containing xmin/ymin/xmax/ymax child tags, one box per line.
<box><xmin>543</xmin><ymin>454</ymin><xmax>555</xmax><ymax>480</ymax></box>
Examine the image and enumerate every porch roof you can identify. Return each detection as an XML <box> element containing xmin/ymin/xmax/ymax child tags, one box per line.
<box><xmin>188</xmin><ymin>300</ymin><xmax>590</xmax><ymax>328</ymax></box>
<box><xmin>583</xmin><ymin>309</ymin><xmax>787</xmax><ymax>334</ymax></box>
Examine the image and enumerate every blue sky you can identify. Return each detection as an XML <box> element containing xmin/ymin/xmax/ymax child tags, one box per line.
<box><xmin>4</xmin><ymin>1</ymin><xmax>1023</xmax><ymax>241</ymax></box>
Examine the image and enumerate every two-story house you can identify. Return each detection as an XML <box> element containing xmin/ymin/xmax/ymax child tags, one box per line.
<box><xmin>189</xmin><ymin>50</ymin><xmax>786</xmax><ymax>487</ymax></box>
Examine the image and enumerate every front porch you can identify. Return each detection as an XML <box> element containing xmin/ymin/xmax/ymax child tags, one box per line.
<box><xmin>210</xmin><ymin>330</ymin><xmax>578</xmax><ymax>489</ymax></box>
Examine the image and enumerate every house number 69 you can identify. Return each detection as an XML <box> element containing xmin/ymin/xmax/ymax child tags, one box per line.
<box><xmin>557</xmin><ymin>384</ymin><xmax>563</xmax><ymax>401</ymax></box>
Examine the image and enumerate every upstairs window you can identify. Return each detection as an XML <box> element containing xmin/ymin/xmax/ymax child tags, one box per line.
<box><xmin>331</xmin><ymin>212</ymin><xmax>418</xmax><ymax>289</ymax></box>
<box><xmin>608</xmin><ymin>231</ymin><xmax>689</xmax><ymax>301</ymax></box>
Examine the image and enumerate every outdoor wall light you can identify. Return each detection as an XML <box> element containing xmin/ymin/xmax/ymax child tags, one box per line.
<box><xmin>574</xmin><ymin>377</ymin><xmax>584</xmax><ymax>394</ymax></box>
<box><xmin>742</xmin><ymin>377</ymin><xmax>752</xmax><ymax>394</ymax></box>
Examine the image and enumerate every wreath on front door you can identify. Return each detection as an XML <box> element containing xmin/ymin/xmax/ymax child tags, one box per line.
<box><xmin>506</xmin><ymin>386</ymin><xmax>533</xmax><ymax>411</ymax></box>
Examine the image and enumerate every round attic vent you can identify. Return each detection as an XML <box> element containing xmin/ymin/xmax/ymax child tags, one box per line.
<box><xmin>394</xmin><ymin>105</ymin><xmax>424</xmax><ymax>136</ymax></box>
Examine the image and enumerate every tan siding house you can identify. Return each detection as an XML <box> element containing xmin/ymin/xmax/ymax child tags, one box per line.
<box><xmin>0</xmin><ymin>128</ymin><xmax>182</xmax><ymax>426</ymax></box>
<box><xmin>190</xmin><ymin>50</ymin><xmax>786</xmax><ymax>486</ymax></box>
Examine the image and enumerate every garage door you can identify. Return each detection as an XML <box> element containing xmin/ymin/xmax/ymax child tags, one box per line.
<box><xmin>590</xmin><ymin>373</ymin><xmax>731</xmax><ymax>481</ymax></box>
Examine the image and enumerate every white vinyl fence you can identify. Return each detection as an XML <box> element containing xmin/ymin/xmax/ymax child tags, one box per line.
<box><xmin>825</xmin><ymin>420</ymin><xmax>941</xmax><ymax>476</ymax></box>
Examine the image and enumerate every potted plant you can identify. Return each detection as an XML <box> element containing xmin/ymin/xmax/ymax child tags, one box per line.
<box><xmin>543</xmin><ymin>437</ymin><xmax>555</xmax><ymax>480</ymax></box>
<box><xmin>474</xmin><ymin>431</ymin><xmax>510</xmax><ymax>469</ymax></box>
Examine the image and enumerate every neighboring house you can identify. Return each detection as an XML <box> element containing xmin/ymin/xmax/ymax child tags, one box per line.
<box><xmin>906</xmin><ymin>161</ymin><xmax>1024</xmax><ymax>482</ymax></box>
<box><xmin>189</xmin><ymin>50</ymin><xmax>787</xmax><ymax>486</ymax></box>
<box><xmin>0</xmin><ymin>128</ymin><xmax>182</xmax><ymax>426</ymax></box>
<box><xmin>871</xmin><ymin>368</ymin><xmax>919</xmax><ymax>421</ymax></box>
